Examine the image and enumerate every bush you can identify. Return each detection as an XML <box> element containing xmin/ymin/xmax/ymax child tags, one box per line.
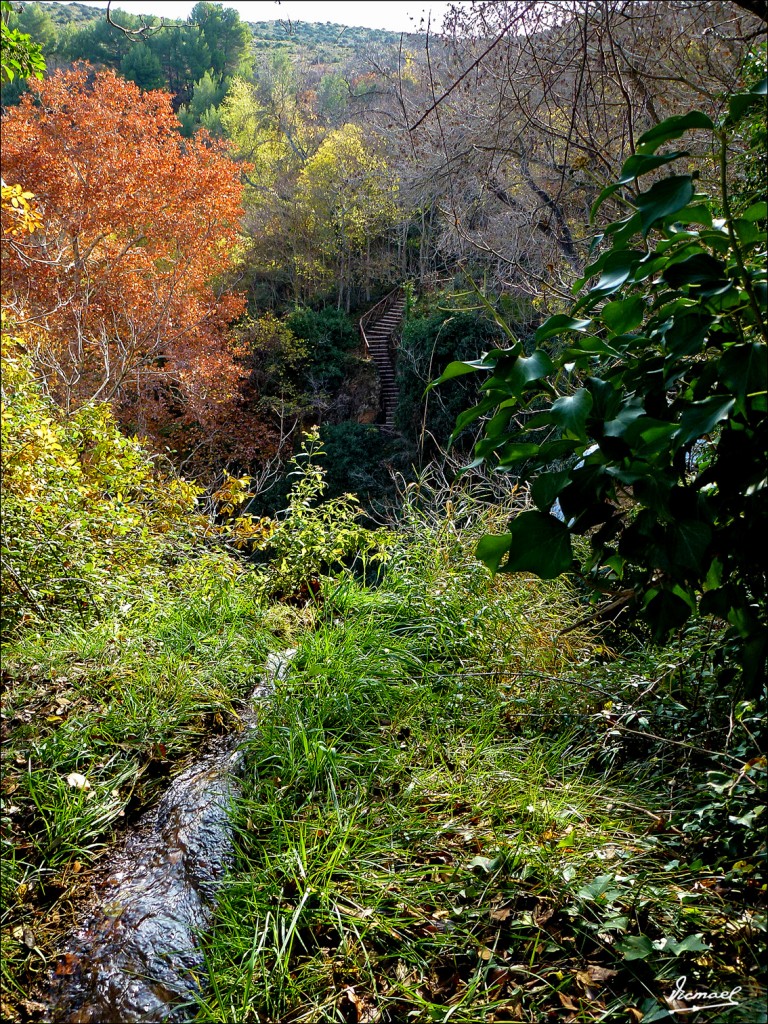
<box><xmin>441</xmin><ymin>88</ymin><xmax>767</xmax><ymax>696</ymax></box>
<box><xmin>0</xmin><ymin>321</ymin><xmax>206</xmax><ymax>632</ymax></box>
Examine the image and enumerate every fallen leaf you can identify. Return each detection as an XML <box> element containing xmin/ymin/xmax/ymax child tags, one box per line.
<box><xmin>558</xmin><ymin>991</ymin><xmax>578</xmax><ymax>1010</ymax></box>
<box><xmin>590</xmin><ymin>965</ymin><xmax>617</xmax><ymax>981</ymax></box>
<box><xmin>55</xmin><ymin>953</ymin><xmax>78</xmax><ymax>976</ymax></box>
<box><xmin>491</xmin><ymin>906</ymin><xmax>513</xmax><ymax>922</ymax></box>
<box><xmin>534</xmin><ymin>903</ymin><xmax>554</xmax><ymax>926</ymax></box>
<box><xmin>66</xmin><ymin>772</ymin><xmax>90</xmax><ymax>791</ymax></box>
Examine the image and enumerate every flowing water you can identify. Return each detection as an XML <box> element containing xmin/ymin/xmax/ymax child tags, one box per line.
<box><xmin>48</xmin><ymin>651</ymin><xmax>294</xmax><ymax>1024</ymax></box>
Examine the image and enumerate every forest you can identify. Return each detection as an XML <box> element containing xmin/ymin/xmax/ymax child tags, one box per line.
<box><xmin>0</xmin><ymin>1</ymin><xmax>766</xmax><ymax>1022</ymax></box>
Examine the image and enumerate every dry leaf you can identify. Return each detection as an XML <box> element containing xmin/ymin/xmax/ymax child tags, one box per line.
<box><xmin>534</xmin><ymin>903</ymin><xmax>554</xmax><ymax>925</ymax></box>
<box><xmin>558</xmin><ymin>991</ymin><xmax>578</xmax><ymax>1010</ymax></box>
<box><xmin>491</xmin><ymin>906</ymin><xmax>513</xmax><ymax>922</ymax></box>
<box><xmin>588</xmin><ymin>965</ymin><xmax>618</xmax><ymax>983</ymax></box>
<box><xmin>65</xmin><ymin>772</ymin><xmax>90</xmax><ymax>791</ymax></box>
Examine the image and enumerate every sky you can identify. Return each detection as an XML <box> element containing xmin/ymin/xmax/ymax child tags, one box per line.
<box><xmin>56</xmin><ymin>1</ymin><xmax>457</xmax><ymax>33</ymax></box>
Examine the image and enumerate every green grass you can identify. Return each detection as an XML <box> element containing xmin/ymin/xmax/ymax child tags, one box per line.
<box><xmin>190</xmin><ymin>530</ymin><xmax>765</xmax><ymax>1024</ymax></box>
<box><xmin>1</xmin><ymin>498</ymin><xmax>764</xmax><ymax>1023</ymax></box>
<box><xmin>0</xmin><ymin>561</ymin><xmax>278</xmax><ymax>1011</ymax></box>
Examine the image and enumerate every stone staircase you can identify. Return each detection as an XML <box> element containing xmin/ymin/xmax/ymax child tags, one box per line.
<box><xmin>359</xmin><ymin>288</ymin><xmax>406</xmax><ymax>428</ymax></box>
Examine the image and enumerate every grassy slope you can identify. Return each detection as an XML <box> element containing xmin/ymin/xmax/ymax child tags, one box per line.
<box><xmin>1</xmin><ymin>341</ymin><xmax>764</xmax><ymax>1022</ymax></box>
<box><xmin>193</xmin><ymin>523</ymin><xmax>765</xmax><ymax>1024</ymax></box>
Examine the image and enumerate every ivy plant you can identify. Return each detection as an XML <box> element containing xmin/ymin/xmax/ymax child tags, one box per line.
<box><xmin>436</xmin><ymin>82</ymin><xmax>767</xmax><ymax>692</ymax></box>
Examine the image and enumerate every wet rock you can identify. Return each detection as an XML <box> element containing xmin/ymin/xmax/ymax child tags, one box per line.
<box><xmin>49</xmin><ymin>651</ymin><xmax>295</xmax><ymax>1023</ymax></box>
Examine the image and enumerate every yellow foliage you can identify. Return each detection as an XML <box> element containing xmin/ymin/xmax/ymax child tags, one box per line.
<box><xmin>1</xmin><ymin>181</ymin><xmax>43</xmax><ymax>235</ymax></box>
<box><xmin>1</xmin><ymin>317</ymin><xmax>210</xmax><ymax>627</ymax></box>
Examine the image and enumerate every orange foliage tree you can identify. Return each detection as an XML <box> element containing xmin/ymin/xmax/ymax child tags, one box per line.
<box><xmin>1</xmin><ymin>66</ymin><xmax>266</xmax><ymax>464</ymax></box>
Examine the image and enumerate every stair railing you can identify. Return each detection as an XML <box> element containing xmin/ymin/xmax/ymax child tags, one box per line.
<box><xmin>359</xmin><ymin>285</ymin><xmax>405</xmax><ymax>357</ymax></box>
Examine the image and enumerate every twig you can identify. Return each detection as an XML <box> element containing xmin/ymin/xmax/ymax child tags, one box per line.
<box><xmin>409</xmin><ymin>19</ymin><xmax>516</xmax><ymax>131</ymax></box>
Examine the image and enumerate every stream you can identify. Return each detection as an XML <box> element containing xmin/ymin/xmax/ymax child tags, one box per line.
<box><xmin>48</xmin><ymin>651</ymin><xmax>294</xmax><ymax>1024</ymax></box>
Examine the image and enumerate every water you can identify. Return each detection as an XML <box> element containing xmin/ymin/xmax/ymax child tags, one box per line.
<box><xmin>49</xmin><ymin>651</ymin><xmax>294</xmax><ymax>1024</ymax></box>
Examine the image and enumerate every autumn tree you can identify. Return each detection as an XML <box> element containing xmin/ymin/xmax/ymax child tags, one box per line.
<box><xmin>0</xmin><ymin>66</ymin><xmax>253</xmax><ymax>460</ymax></box>
<box><xmin>293</xmin><ymin>124</ymin><xmax>399</xmax><ymax>309</ymax></box>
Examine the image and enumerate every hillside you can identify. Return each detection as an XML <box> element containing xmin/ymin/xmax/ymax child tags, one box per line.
<box><xmin>30</xmin><ymin>1</ymin><xmax>423</xmax><ymax>60</ymax></box>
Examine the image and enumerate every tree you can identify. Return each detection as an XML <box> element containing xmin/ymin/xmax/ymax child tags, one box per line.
<box><xmin>0</xmin><ymin>0</ymin><xmax>46</xmax><ymax>83</ymax></box>
<box><xmin>11</xmin><ymin>2</ymin><xmax>56</xmax><ymax>55</ymax></box>
<box><xmin>438</xmin><ymin>83</ymin><xmax>767</xmax><ymax>693</ymax></box>
<box><xmin>391</xmin><ymin>2</ymin><xmax>764</xmax><ymax>302</ymax></box>
<box><xmin>189</xmin><ymin>1</ymin><xmax>251</xmax><ymax>78</ymax></box>
<box><xmin>148</xmin><ymin>22</ymin><xmax>211</xmax><ymax>99</ymax></box>
<box><xmin>294</xmin><ymin>124</ymin><xmax>399</xmax><ymax>308</ymax></box>
<box><xmin>1</xmin><ymin>67</ymin><xmax>248</xmax><ymax>455</ymax></box>
<box><xmin>120</xmin><ymin>42</ymin><xmax>165</xmax><ymax>91</ymax></box>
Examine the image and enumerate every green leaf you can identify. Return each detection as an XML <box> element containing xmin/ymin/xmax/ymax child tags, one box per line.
<box><xmin>602</xmin><ymin>296</ymin><xmax>645</xmax><ymax>334</ymax></box>
<box><xmin>485</xmin><ymin>405</ymin><xmax>515</xmax><ymax>438</ymax></box>
<box><xmin>675</xmin><ymin>396</ymin><xmax>735</xmax><ymax>445</ymax></box>
<box><xmin>671</xmin><ymin>521</ymin><xmax>712</xmax><ymax>571</ymax></box>
<box><xmin>499</xmin><ymin>350</ymin><xmax>555</xmax><ymax>396</ymax></box>
<box><xmin>452</xmin><ymin>395</ymin><xmax>500</xmax><ymax>436</ymax></box>
<box><xmin>635</xmin><ymin>111</ymin><xmax>714</xmax><ymax>154</ymax></box>
<box><xmin>476</xmin><ymin>533</ymin><xmax>512</xmax><ymax>573</ymax></box>
<box><xmin>591</xmin><ymin>151</ymin><xmax>689</xmax><ymax>218</ymax></box>
<box><xmin>719</xmin><ymin>343</ymin><xmax>767</xmax><ymax>401</ymax></box>
<box><xmin>741</xmin><ymin>200</ymin><xmax>767</xmax><ymax>222</ymax></box>
<box><xmin>661</xmin><ymin>934</ymin><xmax>710</xmax><ymax>955</ymax></box>
<box><xmin>637</xmin><ymin>176</ymin><xmax>695</xmax><ymax>236</ymax></box>
<box><xmin>604</xmin><ymin>400</ymin><xmax>646</xmax><ymax>439</ymax></box>
<box><xmin>642</xmin><ymin>587</ymin><xmax>693</xmax><ymax>640</ymax></box>
<box><xmin>732</xmin><ymin>218</ymin><xmax>763</xmax><ymax>246</ymax></box>
<box><xmin>531</xmin><ymin>470</ymin><xmax>570</xmax><ymax>512</ymax></box>
<box><xmin>499</xmin><ymin>511</ymin><xmax>573</xmax><ymax>579</ymax></box>
<box><xmin>617</xmin><ymin>934</ymin><xmax>654</xmax><ymax>961</ymax></box>
<box><xmin>727</xmin><ymin>78</ymin><xmax>767</xmax><ymax>123</ymax></box>
<box><xmin>662</xmin><ymin>252</ymin><xmax>728</xmax><ymax>288</ymax></box>
<box><xmin>496</xmin><ymin>442</ymin><xmax>544</xmax><ymax>465</ymax></box>
<box><xmin>534</xmin><ymin>315</ymin><xmax>592</xmax><ymax>343</ymax></box>
<box><xmin>433</xmin><ymin>359</ymin><xmax>488</xmax><ymax>385</ymax></box>
<box><xmin>551</xmin><ymin>389</ymin><xmax>593</xmax><ymax>438</ymax></box>
<box><xmin>586</xmin><ymin>251</ymin><xmax>637</xmax><ymax>299</ymax></box>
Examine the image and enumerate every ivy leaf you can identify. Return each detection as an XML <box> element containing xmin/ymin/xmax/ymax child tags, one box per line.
<box><xmin>601</xmin><ymin>296</ymin><xmax>645</xmax><ymax>334</ymax></box>
<box><xmin>500</xmin><ymin>511</ymin><xmax>573</xmax><ymax>578</ymax></box>
<box><xmin>675</xmin><ymin>397</ymin><xmax>735</xmax><ymax>445</ymax></box>
<box><xmin>635</xmin><ymin>111</ymin><xmax>714</xmax><ymax>154</ymax></box>
<box><xmin>616</xmin><ymin>934</ymin><xmax>654</xmax><ymax>960</ymax></box>
<box><xmin>642</xmin><ymin>587</ymin><xmax>694</xmax><ymax>639</ymax></box>
<box><xmin>637</xmin><ymin>176</ymin><xmax>695</xmax><ymax>236</ymax></box>
<box><xmin>719</xmin><ymin>343</ymin><xmax>767</xmax><ymax>402</ymax></box>
<box><xmin>433</xmin><ymin>359</ymin><xmax>489</xmax><ymax>385</ymax></box>
<box><xmin>662</xmin><ymin>252</ymin><xmax>728</xmax><ymax>288</ymax></box>
<box><xmin>501</xmin><ymin>350</ymin><xmax>555</xmax><ymax>396</ymax></box>
<box><xmin>476</xmin><ymin>533</ymin><xmax>513</xmax><ymax>573</ymax></box>
<box><xmin>591</xmin><ymin>150</ymin><xmax>689</xmax><ymax>218</ymax></box>
<box><xmin>741</xmin><ymin>200</ymin><xmax>767</xmax><ymax>222</ymax></box>
<box><xmin>551</xmin><ymin>389</ymin><xmax>593</xmax><ymax>438</ymax></box>
<box><xmin>727</xmin><ymin>77</ymin><xmax>767</xmax><ymax>123</ymax></box>
<box><xmin>535</xmin><ymin>315</ymin><xmax>592</xmax><ymax>343</ymax></box>
<box><xmin>671</xmin><ymin>521</ymin><xmax>712</xmax><ymax>571</ymax></box>
<box><xmin>531</xmin><ymin>470</ymin><xmax>571</xmax><ymax>512</ymax></box>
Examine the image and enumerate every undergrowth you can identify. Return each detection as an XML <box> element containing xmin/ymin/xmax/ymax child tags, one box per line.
<box><xmin>1</xmin><ymin>328</ymin><xmax>764</xmax><ymax>1022</ymax></box>
<box><xmin>195</xmin><ymin>509</ymin><xmax>765</xmax><ymax>1024</ymax></box>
